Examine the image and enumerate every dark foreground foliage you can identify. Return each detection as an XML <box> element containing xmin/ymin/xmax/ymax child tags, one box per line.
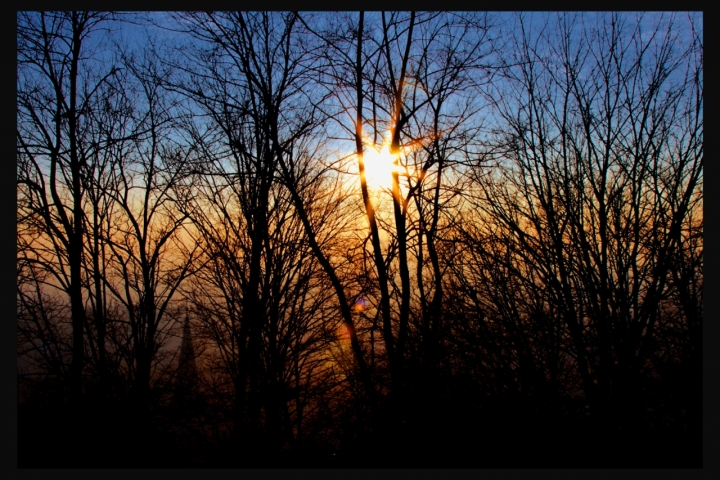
<box><xmin>18</xmin><ymin>356</ymin><xmax>701</xmax><ymax>468</ymax></box>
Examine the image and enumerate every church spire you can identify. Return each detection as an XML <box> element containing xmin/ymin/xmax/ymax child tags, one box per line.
<box><xmin>176</xmin><ymin>309</ymin><xmax>198</xmax><ymax>388</ymax></box>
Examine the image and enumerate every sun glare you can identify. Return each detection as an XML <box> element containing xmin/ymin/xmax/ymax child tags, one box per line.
<box><xmin>362</xmin><ymin>144</ymin><xmax>397</xmax><ymax>190</ymax></box>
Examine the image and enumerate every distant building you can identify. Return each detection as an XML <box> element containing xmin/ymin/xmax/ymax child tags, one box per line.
<box><xmin>175</xmin><ymin>312</ymin><xmax>198</xmax><ymax>392</ymax></box>
<box><xmin>170</xmin><ymin>312</ymin><xmax>209</xmax><ymax>450</ymax></box>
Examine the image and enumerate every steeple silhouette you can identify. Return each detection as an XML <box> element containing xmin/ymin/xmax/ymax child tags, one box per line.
<box><xmin>176</xmin><ymin>310</ymin><xmax>198</xmax><ymax>389</ymax></box>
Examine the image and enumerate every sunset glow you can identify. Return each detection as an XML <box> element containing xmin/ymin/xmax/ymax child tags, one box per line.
<box><xmin>17</xmin><ymin>11</ymin><xmax>702</xmax><ymax>468</ymax></box>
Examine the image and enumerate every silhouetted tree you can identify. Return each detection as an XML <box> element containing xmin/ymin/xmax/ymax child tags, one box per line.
<box><xmin>167</xmin><ymin>12</ymin><xmax>361</xmax><ymax>460</ymax></box>
<box><xmin>457</xmin><ymin>12</ymin><xmax>702</xmax><ymax>437</ymax></box>
<box><xmin>17</xmin><ymin>11</ymin><xmax>702</xmax><ymax>468</ymax></box>
<box><xmin>304</xmin><ymin>13</ymin><xmax>498</xmax><ymax>437</ymax></box>
<box><xmin>17</xmin><ymin>12</ymin><xmax>126</xmax><ymax>406</ymax></box>
<box><xmin>98</xmin><ymin>45</ymin><xmax>200</xmax><ymax>411</ymax></box>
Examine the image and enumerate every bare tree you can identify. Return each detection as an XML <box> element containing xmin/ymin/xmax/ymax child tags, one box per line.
<box><xmin>97</xmin><ymin>44</ymin><xmax>200</xmax><ymax>408</ymax></box>
<box><xmin>305</xmin><ymin>12</ymin><xmax>498</xmax><ymax>408</ymax></box>
<box><xmin>166</xmin><ymin>11</ymin><xmax>366</xmax><ymax>457</ymax></box>
<box><xmin>17</xmin><ymin>11</ymin><xmax>702</xmax><ymax>467</ymax></box>
<box><xmin>460</xmin><ymin>12</ymin><xmax>702</xmax><ymax>431</ymax></box>
<box><xmin>17</xmin><ymin>11</ymin><xmax>121</xmax><ymax>403</ymax></box>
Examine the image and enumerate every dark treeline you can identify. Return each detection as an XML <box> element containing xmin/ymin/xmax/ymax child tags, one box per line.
<box><xmin>17</xmin><ymin>11</ymin><xmax>702</xmax><ymax>468</ymax></box>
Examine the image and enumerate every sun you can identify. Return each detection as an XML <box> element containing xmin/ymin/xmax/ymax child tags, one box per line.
<box><xmin>362</xmin><ymin>144</ymin><xmax>397</xmax><ymax>190</ymax></box>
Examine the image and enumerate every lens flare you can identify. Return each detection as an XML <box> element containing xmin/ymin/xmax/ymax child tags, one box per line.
<box><xmin>354</xmin><ymin>297</ymin><xmax>368</xmax><ymax>313</ymax></box>
<box><xmin>337</xmin><ymin>323</ymin><xmax>351</xmax><ymax>342</ymax></box>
